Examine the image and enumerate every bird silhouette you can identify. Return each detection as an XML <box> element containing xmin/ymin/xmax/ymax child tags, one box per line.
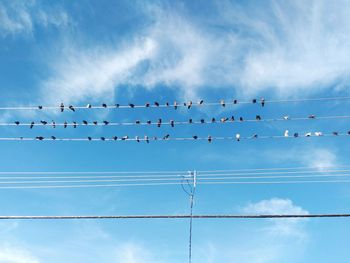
<box><xmin>73</xmin><ymin>121</ymin><xmax>77</xmax><ymax>128</ymax></box>
<box><xmin>208</xmin><ymin>135</ymin><xmax>212</xmax><ymax>143</ymax></box>
<box><xmin>51</xmin><ymin>136</ymin><xmax>56</xmax><ymax>140</ymax></box>
<box><xmin>220</xmin><ymin>100</ymin><xmax>225</xmax><ymax>107</ymax></box>
<box><xmin>146</xmin><ymin>120</ymin><xmax>151</xmax><ymax>125</ymax></box>
<box><xmin>86</xmin><ymin>104</ymin><xmax>92</xmax><ymax>108</ymax></box>
<box><xmin>129</xmin><ymin>103</ymin><xmax>135</xmax><ymax>108</ymax></box>
<box><xmin>103</xmin><ymin>121</ymin><xmax>109</xmax><ymax>125</ymax></box>
<box><xmin>93</xmin><ymin>121</ymin><xmax>98</xmax><ymax>125</ymax></box>
<box><xmin>174</xmin><ymin>101</ymin><xmax>178</xmax><ymax>110</ymax></box>
<box><xmin>193</xmin><ymin>135</ymin><xmax>198</xmax><ymax>140</ymax></box>
<box><xmin>102</xmin><ymin>103</ymin><xmax>107</xmax><ymax>108</ymax></box>
<box><xmin>188</xmin><ymin>119</ymin><xmax>193</xmax><ymax>124</ymax></box>
<box><xmin>261</xmin><ymin>98</ymin><xmax>265</xmax><ymax>107</ymax></box>
<box><xmin>233</xmin><ymin>99</ymin><xmax>238</xmax><ymax>104</ymax></box>
<box><xmin>308</xmin><ymin>115</ymin><xmax>316</xmax><ymax>119</ymax></box>
<box><xmin>60</xmin><ymin>103</ymin><xmax>64</xmax><ymax>112</ymax></box>
<box><xmin>41</xmin><ymin>120</ymin><xmax>47</xmax><ymax>125</ymax></box>
<box><xmin>170</xmin><ymin>120</ymin><xmax>174</xmax><ymax>127</ymax></box>
<box><xmin>200</xmin><ymin>119</ymin><xmax>205</xmax><ymax>124</ymax></box>
<box><xmin>88</xmin><ymin>137</ymin><xmax>92</xmax><ymax>141</ymax></box>
<box><xmin>252</xmin><ymin>134</ymin><xmax>258</xmax><ymax>138</ymax></box>
<box><xmin>64</xmin><ymin>121</ymin><xmax>67</xmax><ymax>128</ymax></box>
<box><xmin>198</xmin><ymin>100</ymin><xmax>204</xmax><ymax>105</ymax></box>
<box><xmin>112</xmin><ymin>136</ymin><xmax>118</xmax><ymax>140</ymax></box>
<box><xmin>100</xmin><ymin>137</ymin><xmax>105</xmax><ymax>141</ymax></box>
<box><xmin>52</xmin><ymin>121</ymin><xmax>56</xmax><ymax>128</ymax></box>
<box><xmin>333</xmin><ymin>131</ymin><xmax>339</xmax><ymax>136</ymax></box>
<box><xmin>83</xmin><ymin>120</ymin><xmax>88</xmax><ymax>125</ymax></box>
<box><xmin>157</xmin><ymin>119</ymin><xmax>162</xmax><ymax>127</ymax></box>
<box><xmin>236</xmin><ymin>134</ymin><xmax>241</xmax><ymax>141</ymax></box>
<box><xmin>187</xmin><ymin>101</ymin><xmax>192</xmax><ymax>109</ymax></box>
<box><xmin>294</xmin><ymin>133</ymin><xmax>299</xmax><ymax>138</ymax></box>
<box><xmin>122</xmin><ymin>135</ymin><xmax>129</xmax><ymax>140</ymax></box>
<box><xmin>145</xmin><ymin>103</ymin><xmax>150</xmax><ymax>107</ymax></box>
<box><xmin>305</xmin><ymin>132</ymin><xmax>312</xmax><ymax>137</ymax></box>
<box><xmin>163</xmin><ymin>134</ymin><xmax>170</xmax><ymax>140</ymax></box>
<box><xmin>239</xmin><ymin>117</ymin><xmax>244</xmax><ymax>122</ymax></box>
<box><xmin>135</xmin><ymin>120</ymin><xmax>141</xmax><ymax>124</ymax></box>
<box><xmin>256</xmin><ymin>115</ymin><xmax>261</xmax><ymax>121</ymax></box>
<box><xmin>283</xmin><ymin>116</ymin><xmax>290</xmax><ymax>120</ymax></box>
<box><xmin>136</xmin><ymin>136</ymin><xmax>140</xmax><ymax>142</ymax></box>
<box><xmin>230</xmin><ymin>116</ymin><xmax>235</xmax><ymax>121</ymax></box>
<box><xmin>36</xmin><ymin>136</ymin><xmax>44</xmax><ymax>140</ymax></box>
<box><xmin>38</xmin><ymin>106</ymin><xmax>43</xmax><ymax>110</ymax></box>
<box><xmin>252</xmin><ymin>99</ymin><xmax>257</xmax><ymax>104</ymax></box>
<box><xmin>115</xmin><ymin>104</ymin><xmax>120</xmax><ymax>108</ymax></box>
<box><xmin>154</xmin><ymin>102</ymin><xmax>160</xmax><ymax>107</ymax></box>
<box><xmin>30</xmin><ymin>122</ymin><xmax>34</xmax><ymax>129</ymax></box>
<box><xmin>69</xmin><ymin>105</ymin><xmax>75</xmax><ymax>112</ymax></box>
<box><xmin>14</xmin><ymin>121</ymin><xmax>20</xmax><ymax>125</ymax></box>
<box><xmin>145</xmin><ymin>135</ymin><xmax>149</xmax><ymax>143</ymax></box>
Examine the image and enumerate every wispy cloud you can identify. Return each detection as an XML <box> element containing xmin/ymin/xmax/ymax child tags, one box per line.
<box><xmin>0</xmin><ymin>243</ymin><xmax>40</xmax><ymax>263</ymax></box>
<box><xmin>41</xmin><ymin>0</ymin><xmax>350</xmax><ymax>103</ymax></box>
<box><xmin>0</xmin><ymin>0</ymin><xmax>69</xmax><ymax>36</ymax></box>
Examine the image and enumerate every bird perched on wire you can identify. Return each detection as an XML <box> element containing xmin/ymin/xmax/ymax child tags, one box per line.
<box><xmin>93</xmin><ymin>121</ymin><xmax>98</xmax><ymax>125</ymax></box>
<box><xmin>30</xmin><ymin>122</ymin><xmax>35</xmax><ymax>129</ymax></box>
<box><xmin>14</xmin><ymin>121</ymin><xmax>20</xmax><ymax>125</ymax></box>
<box><xmin>36</xmin><ymin>136</ymin><xmax>44</xmax><ymax>141</ymax></box>
<box><xmin>170</xmin><ymin>120</ymin><xmax>174</xmax><ymax>127</ymax></box>
<box><xmin>233</xmin><ymin>99</ymin><xmax>238</xmax><ymax>104</ymax></box>
<box><xmin>52</xmin><ymin>121</ymin><xmax>56</xmax><ymax>128</ymax></box>
<box><xmin>236</xmin><ymin>133</ymin><xmax>241</xmax><ymax>141</ymax></box>
<box><xmin>154</xmin><ymin>102</ymin><xmax>160</xmax><ymax>107</ymax></box>
<box><xmin>135</xmin><ymin>136</ymin><xmax>140</xmax><ymax>142</ymax></box>
<box><xmin>146</xmin><ymin>120</ymin><xmax>151</xmax><ymax>125</ymax></box>
<box><xmin>145</xmin><ymin>103</ymin><xmax>150</xmax><ymax>107</ymax></box>
<box><xmin>220</xmin><ymin>117</ymin><xmax>228</xmax><ymax>123</ymax></box>
<box><xmin>198</xmin><ymin>100</ymin><xmax>204</xmax><ymax>105</ymax></box>
<box><xmin>102</xmin><ymin>103</ymin><xmax>107</xmax><ymax>108</ymax></box>
<box><xmin>144</xmin><ymin>135</ymin><xmax>149</xmax><ymax>143</ymax></box>
<box><xmin>294</xmin><ymin>133</ymin><xmax>299</xmax><ymax>138</ymax></box>
<box><xmin>333</xmin><ymin>131</ymin><xmax>339</xmax><ymax>136</ymax></box>
<box><xmin>220</xmin><ymin>99</ymin><xmax>225</xmax><ymax>107</ymax></box>
<box><xmin>112</xmin><ymin>136</ymin><xmax>118</xmax><ymax>141</ymax></box>
<box><xmin>115</xmin><ymin>104</ymin><xmax>120</xmax><ymax>108</ymax></box>
<box><xmin>174</xmin><ymin>101</ymin><xmax>178</xmax><ymax>110</ymax></box>
<box><xmin>188</xmin><ymin>118</ymin><xmax>193</xmax><ymax>124</ymax></box>
<box><xmin>208</xmin><ymin>135</ymin><xmax>212</xmax><ymax>143</ymax></box>
<box><xmin>200</xmin><ymin>119</ymin><xmax>205</xmax><ymax>124</ymax></box>
<box><xmin>103</xmin><ymin>121</ymin><xmax>109</xmax><ymax>125</ymax></box>
<box><xmin>256</xmin><ymin>115</ymin><xmax>261</xmax><ymax>121</ymax></box>
<box><xmin>69</xmin><ymin>105</ymin><xmax>75</xmax><ymax>112</ymax></box>
<box><xmin>261</xmin><ymin>98</ymin><xmax>265</xmax><ymax>107</ymax></box>
<box><xmin>163</xmin><ymin>134</ymin><xmax>170</xmax><ymax>140</ymax></box>
<box><xmin>86</xmin><ymin>104</ymin><xmax>92</xmax><ymax>108</ymax></box>
<box><xmin>129</xmin><ymin>103</ymin><xmax>135</xmax><ymax>108</ymax></box>
<box><xmin>211</xmin><ymin>118</ymin><xmax>216</xmax><ymax>123</ymax></box>
<box><xmin>284</xmin><ymin>130</ymin><xmax>289</xmax><ymax>137</ymax></box>
<box><xmin>38</xmin><ymin>105</ymin><xmax>43</xmax><ymax>110</ymax></box>
<box><xmin>239</xmin><ymin>117</ymin><xmax>244</xmax><ymax>122</ymax></box>
<box><xmin>100</xmin><ymin>137</ymin><xmax>105</xmax><ymax>141</ymax></box>
<box><xmin>41</xmin><ymin>120</ymin><xmax>47</xmax><ymax>125</ymax></box>
<box><xmin>122</xmin><ymin>135</ymin><xmax>129</xmax><ymax>140</ymax></box>
<box><xmin>308</xmin><ymin>115</ymin><xmax>316</xmax><ymax>119</ymax></box>
<box><xmin>83</xmin><ymin>120</ymin><xmax>88</xmax><ymax>125</ymax></box>
<box><xmin>252</xmin><ymin>99</ymin><xmax>257</xmax><ymax>104</ymax></box>
<box><xmin>64</xmin><ymin>121</ymin><xmax>68</xmax><ymax>128</ymax></box>
<box><xmin>60</xmin><ymin>103</ymin><xmax>64</xmax><ymax>112</ymax></box>
<box><xmin>187</xmin><ymin>101</ymin><xmax>193</xmax><ymax>109</ymax></box>
<box><xmin>135</xmin><ymin>120</ymin><xmax>141</xmax><ymax>124</ymax></box>
<box><xmin>252</xmin><ymin>134</ymin><xmax>258</xmax><ymax>138</ymax></box>
<box><xmin>51</xmin><ymin>136</ymin><xmax>56</xmax><ymax>140</ymax></box>
<box><xmin>305</xmin><ymin>132</ymin><xmax>312</xmax><ymax>137</ymax></box>
<box><xmin>157</xmin><ymin>119</ymin><xmax>162</xmax><ymax>127</ymax></box>
<box><xmin>73</xmin><ymin>121</ymin><xmax>77</xmax><ymax>128</ymax></box>
<box><xmin>193</xmin><ymin>135</ymin><xmax>198</xmax><ymax>140</ymax></box>
<box><xmin>87</xmin><ymin>137</ymin><xmax>92</xmax><ymax>141</ymax></box>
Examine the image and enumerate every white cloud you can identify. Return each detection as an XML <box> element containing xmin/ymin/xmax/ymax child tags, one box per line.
<box><xmin>0</xmin><ymin>0</ymin><xmax>69</xmax><ymax>36</ymax></box>
<box><xmin>41</xmin><ymin>0</ymin><xmax>350</xmax><ymax>103</ymax></box>
<box><xmin>0</xmin><ymin>244</ymin><xmax>40</xmax><ymax>263</ymax></box>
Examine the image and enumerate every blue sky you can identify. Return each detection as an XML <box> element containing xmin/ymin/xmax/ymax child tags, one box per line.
<box><xmin>1</xmin><ymin>0</ymin><xmax>350</xmax><ymax>262</ymax></box>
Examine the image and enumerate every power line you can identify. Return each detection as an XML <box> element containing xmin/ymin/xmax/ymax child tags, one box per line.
<box><xmin>0</xmin><ymin>131</ymin><xmax>348</xmax><ymax>142</ymax></box>
<box><xmin>3</xmin><ymin>114</ymin><xmax>350</xmax><ymax>128</ymax></box>
<box><xmin>1</xmin><ymin>96</ymin><xmax>350</xmax><ymax>111</ymax></box>
<box><xmin>0</xmin><ymin>213</ymin><xmax>350</xmax><ymax>220</ymax></box>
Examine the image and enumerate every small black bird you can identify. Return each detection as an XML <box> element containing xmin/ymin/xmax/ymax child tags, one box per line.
<box><xmin>100</xmin><ymin>137</ymin><xmax>105</xmax><ymax>141</ymax></box>
<box><xmin>86</xmin><ymin>104</ymin><xmax>92</xmax><ymax>108</ymax></box>
<box><xmin>200</xmin><ymin>119</ymin><xmax>205</xmax><ymax>124</ymax></box>
<box><xmin>38</xmin><ymin>106</ymin><xmax>43</xmax><ymax>110</ymax></box>
<box><xmin>239</xmin><ymin>117</ymin><xmax>244</xmax><ymax>122</ymax></box>
<box><xmin>51</xmin><ymin>136</ymin><xmax>56</xmax><ymax>140</ymax></box>
<box><xmin>252</xmin><ymin>134</ymin><xmax>258</xmax><ymax>138</ymax></box>
<box><xmin>112</xmin><ymin>136</ymin><xmax>118</xmax><ymax>141</ymax></box>
<box><xmin>103</xmin><ymin>121</ymin><xmax>109</xmax><ymax>125</ymax></box>
<box><xmin>220</xmin><ymin>100</ymin><xmax>225</xmax><ymax>107</ymax></box>
<box><xmin>135</xmin><ymin>120</ymin><xmax>141</xmax><ymax>124</ymax></box>
<box><xmin>83</xmin><ymin>120</ymin><xmax>88</xmax><ymax>125</ymax></box>
<box><xmin>15</xmin><ymin>121</ymin><xmax>20</xmax><ymax>125</ymax></box>
<box><xmin>230</xmin><ymin>116</ymin><xmax>235</xmax><ymax>121</ymax></box>
<box><xmin>252</xmin><ymin>99</ymin><xmax>257</xmax><ymax>104</ymax></box>
<box><xmin>136</xmin><ymin>136</ymin><xmax>140</xmax><ymax>142</ymax></box>
<box><xmin>147</xmin><ymin>120</ymin><xmax>151</xmax><ymax>125</ymax></box>
<box><xmin>73</xmin><ymin>121</ymin><xmax>77</xmax><ymax>128</ymax></box>
<box><xmin>30</xmin><ymin>122</ymin><xmax>35</xmax><ymax>129</ymax></box>
<box><xmin>144</xmin><ymin>135</ymin><xmax>149</xmax><ymax>143</ymax></box>
<box><xmin>145</xmin><ymin>103</ymin><xmax>150</xmax><ymax>107</ymax></box>
<box><xmin>166</xmin><ymin>102</ymin><xmax>170</xmax><ymax>107</ymax></box>
<box><xmin>129</xmin><ymin>103</ymin><xmax>135</xmax><ymax>108</ymax></box>
<box><xmin>187</xmin><ymin>101</ymin><xmax>193</xmax><ymax>109</ymax></box>
<box><xmin>122</xmin><ymin>135</ymin><xmax>129</xmax><ymax>140</ymax></box>
<box><xmin>188</xmin><ymin>119</ymin><xmax>193</xmax><ymax>124</ymax></box>
<box><xmin>208</xmin><ymin>135</ymin><xmax>212</xmax><ymax>143</ymax></box>
<box><xmin>211</xmin><ymin>118</ymin><xmax>216</xmax><ymax>123</ymax></box>
<box><xmin>52</xmin><ymin>121</ymin><xmax>56</xmax><ymax>128</ymax></box>
<box><xmin>294</xmin><ymin>133</ymin><xmax>299</xmax><ymax>138</ymax></box>
<box><xmin>153</xmin><ymin>136</ymin><xmax>158</xmax><ymax>141</ymax></box>
<box><xmin>87</xmin><ymin>137</ymin><xmax>92</xmax><ymax>141</ymax></box>
<box><xmin>348</xmin><ymin>131</ymin><xmax>350</xmax><ymax>135</ymax></box>
<box><xmin>102</xmin><ymin>103</ymin><xmax>107</xmax><ymax>108</ymax></box>
<box><xmin>60</xmin><ymin>103</ymin><xmax>64</xmax><ymax>112</ymax></box>
<box><xmin>193</xmin><ymin>135</ymin><xmax>198</xmax><ymax>140</ymax></box>
<box><xmin>333</xmin><ymin>131</ymin><xmax>339</xmax><ymax>136</ymax></box>
<box><xmin>174</xmin><ymin>101</ymin><xmax>178</xmax><ymax>110</ymax></box>
<box><xmin>163</xmin><ymin>134</ymin><xmax>170</xmax><ymax>140</ymax></box>
<box><xmin>36</xmin><ymin>136</ymin><xmax>44</xmax><ymax>140</ymax></box>
<box><xmin>308</xmin><ymin>115</ymin><xmax>316</xmax><ymax>119</ymax></box>
<box><xmin>93</xmin><ymin>121</ymin><xmax>98</xmax><ymax>125</ymax></box>
<box><xmin>170</xmin><ymin>120</ymin><xmax>174</xmax><ymax>127</ymax></box>
<box><xmin>157</xmin><ymin>118</ymin><xmax>162</xmax><ymax>127</ymax></box>
<box><xmin>115</xmin><ymin>104</ymin><xmax>120</xmax><ymax>108</ymax></box>
<box><xmin>199</xmin><ymin>100</ymin><xmax>204</xmax><ymax>105</ymax></box>
<box><xmin>64</xmin><ymin>121</ymin><xmax>67</xmax><ymax>128</ymax></box>
<box><xmin>261</xmin><ymin>98</ymin><xmax>265</xmax><ymax>107</ymax></box>
<box><xmin>220</xmin><ymin>117</ymin><xmax>228</xmax><ymax>123</ymax></box>
<box><xmin>154</xmin><ymin>102</ymin><xmax>160</xmax><ymax>107</ymax></box>
<box><xmin>69</xmin><ymin>105</ymin><xmax>75</xmax><ymax>112</ymax></box>
<box><xmin>256</xmin><ymin>115</ymin><xmax>261</xmax><ymax>121</ymax></box>
<box><xmin>233</xmin><ymin>99</ymin><xmax>238</xmax><ymax>104</ymax></box>
<box><xmin>41</xmin><ymin>120</ymin><xmax>47</xmax><ymax>125</ymax></box>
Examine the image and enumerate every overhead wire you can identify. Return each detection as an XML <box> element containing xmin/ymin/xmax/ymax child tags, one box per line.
<box><xmin>1</xmin><ymin>96</ymin><xmax>350</xmax><ymax>111</ymax></box>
